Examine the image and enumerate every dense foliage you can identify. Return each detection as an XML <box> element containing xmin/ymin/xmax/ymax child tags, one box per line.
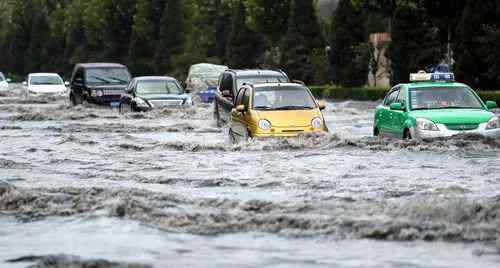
<box><xmin>0</xmin><ymin>0</ymin><xmax>499</xmax><ymax>89</ymax></box>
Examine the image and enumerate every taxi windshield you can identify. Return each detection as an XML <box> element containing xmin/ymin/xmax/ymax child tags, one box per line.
<box><xmin>237</xmin><ymin>75</ymin><xmax>288</xmax><ymax>89</ymax></box>
<box><xmin>136</xmin><ymin>80</ymin><xmax>182</xmax><ymax>95</ymax></box>
<box><xmin>410</xmin><ymin>87</ymin><xmax>483</xmax><ymax>110</ymax></box>
<box><xmin>30</xmin><ymin>75</ymin><xmax>63</xmax><ymax>85</ymax></box>
<box><xmin>253</xmin><ymin>86</ymin><xmax>316</xmax><ymax>110</ymax></box>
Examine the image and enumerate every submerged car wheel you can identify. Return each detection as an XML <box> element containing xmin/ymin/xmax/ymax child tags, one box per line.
<box><xmin>229</xmin><ymin>128</ymin><xmax>238</xmax><ymax>144</ymax></box>
<box><xmin>119</xmin><ymin>103</ymin><xmax>125</xmax><ymax>114</ymax></box>
<box><xmin>214</xmin><ymin>102</ymin><xmax>222</xmax><ymax>127</ymax></box>
<box><xmin>403</xmin><ymin>128</ymin><xmax>412</xmax><ymax>140</ymax></box>
<box><xmin>70</xmin><ymin>92</ymin><xmax>83</xmax><ymax>106</ymax></box>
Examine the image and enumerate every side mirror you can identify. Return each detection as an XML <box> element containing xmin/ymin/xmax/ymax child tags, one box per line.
<box><xmin>6</xmin><ymin>78</ymin><xmax>11</xmax><ymax>83</ymax></box>
<box><xmin>236</xmin><ymin>105</ymin><xmax>245</xmax><ymax>112</ymax></box>
<box><xmin>125</xmin><ymin>87</ymin><xmax>134</xmax><ymax>94</ymax></box>
<box><xmin>22</xmin><ymin>81</ymin><xmax>27</xmax><ymax>86</ymax></box>
<box><xmin>485</xmin><ymin>101</ymin><xmax>498</xmax><ymax>110</ymax></box>
<box><xmin>222</xmin><ymin>90</ymin><xmax>231</xmax><ymax>97</ymax></box>
<box><xmin>390</xmin><ymin>102</ymin><xmax>404</xmax><ymax>111</ymax></box>
<box><xmin>64</xmin><ymin>81</ymin><xmax>70</xmax><ymax>86</ymax></box>
<box><xmin>318</xmin><ymin>100</ymin><xmax>326</xmax><ymax>110</ymax></box>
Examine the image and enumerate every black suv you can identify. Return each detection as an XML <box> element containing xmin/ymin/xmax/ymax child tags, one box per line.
<box><xmin>214</xmin><ymin>69</ymin><xmax>289</xmax><ymax>126</ymax></box>
<box><xmin>69</xmin><ymin>63</ymin><xmax>131</xmax><ymax>106</ymax></box>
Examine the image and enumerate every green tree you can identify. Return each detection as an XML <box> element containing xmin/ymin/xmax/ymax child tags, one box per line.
<box><xmin>128</xmin><ymin>0</ymin><xmax>163</xmax><ymax>75</ymax></box>
<box><xmin>280</xmin><ymin>0</ymin><xmax>324</xmax><ymax>83</ymax></box>
<box><xmin>156</xmin><ymin>0</ymin><xmax>187</xmax><ymax>73</ymax></box>
<box><xmin>246</xmin><ymin>0</ymin><xmax>290</xmax><ymax>46</ymax></box>
<box><xmin>454</xmin><ymin>0</ymin><xmax>499</xmax><ymax>89</ymax></box>
<box><xmin>386</xmin><ymin>2</ymin><xmax>442</xmax><ymax>85</ymax></box>
<box><xmin>225</xmin><ymin>1</ymin><xmax>264</xmax><ymax>68</ymax></box>
<box><xmin>330</xmin><ymin>0</ymin><xmax>368</xmax><ymax>87</ymax></box>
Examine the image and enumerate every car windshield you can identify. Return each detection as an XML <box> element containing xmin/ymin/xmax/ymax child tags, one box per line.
<box><xmin>30</xmin><ymin>75</ymin><xmax>63</xmax><ymax>85</ymax></box>
<box><xmin>0</xmin><ymin>72</ymin><xmax>5</xmax><ymax>81</ymax></box>
<box><xmin>136</xmin><ymin>80</ymin><xmax>182</xmax><ymax>95</ymax></box>
<box><xmin>410</xmin><ymin>87</ymin><xmax>484</xmax><ymax>110</ymax></box>
<box><xmin>85</xmin><ymin>68</ymin><xmax>130</xmax><ymax>85</ymax></box>
<box><xmin>253</xmin><ymin>86</ymin><xmax>316</xmax><ymax>110</ymax></box>
<box><xmin>190</xmin><ymin>64</ymin><xmax>227</xmax><ymax>75</ymax></box>
<box><xmin>237</xmin><ymin>75</ymin><xmax>288</xmax><ymax>89</ymax></box>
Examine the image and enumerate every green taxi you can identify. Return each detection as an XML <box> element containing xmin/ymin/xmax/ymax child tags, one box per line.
<box><xmin>374</xmin><ymin>72</ymin><xmax>499</xmax><ymax>139</ymax></box>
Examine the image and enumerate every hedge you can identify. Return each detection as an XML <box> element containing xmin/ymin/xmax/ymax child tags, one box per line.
<box><xmin>310</xmin><ymin>86</ymin><xmax>500</xmax><ymax>104</ymax></box>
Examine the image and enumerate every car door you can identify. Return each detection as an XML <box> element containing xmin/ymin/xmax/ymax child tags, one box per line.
<box><xmin>231</xmin><ymin>87</ymin><xmax>248</xmax><ymax>137</ymax></box>
<box><xmin>378</xmin><ymin>88</ymin><xmax>399</xmax><ymax>135</ymax></box>
<box><xmin>390</xmin><ymin>87</ymin><xmax>408</xmax><ymax>137</ymax></box>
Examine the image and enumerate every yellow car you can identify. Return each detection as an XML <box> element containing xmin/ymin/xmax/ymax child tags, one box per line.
<box><xmin>229</xmin><ymin>83</ymin><xmax>328</xmax><ymax>141</ymax></box>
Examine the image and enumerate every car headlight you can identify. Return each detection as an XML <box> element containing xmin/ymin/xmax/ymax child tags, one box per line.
<box><xmin>96</xmin><ymin>90</ymin><xmax>104</xmax><ymax>97</ymax></box>
<box><xmin>312</xmin><ymin>117</ymin><xmax>323</xmax><ymax>129</ymax></box>
<box><xmin>135</xmin><ymin>98</ymin><xmax>149</xmax><ymax>107</ymax></box>
<box><xmin>258</xmin><ymin>119</ymin><xmax>271</xmax><ymax>130</ymax></box>
<box><xmin>416</xmin><ymin>118</ymin><xmax>439</xmax><ymax>131</ymax></box>
<box><xmin>485</xmin><ymin>117</ymin><xmax>499</xmax><ymax>130</ymax></box>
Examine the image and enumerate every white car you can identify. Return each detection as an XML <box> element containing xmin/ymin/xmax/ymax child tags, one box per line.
<box><xmin>0</xmin><ymin>72</ymin><xmax>11</xmax><ymax>92</ymax></box>
<box><xmin>23</xmin><ymin>73</ymin><xmax>69</xmax><ymax>96</ymax></box>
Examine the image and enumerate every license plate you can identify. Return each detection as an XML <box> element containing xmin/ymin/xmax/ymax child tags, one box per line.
<box><xmin>110</xmin><ymin>101</ymin><xmax>120</xmax><ymax>108</ymax></box>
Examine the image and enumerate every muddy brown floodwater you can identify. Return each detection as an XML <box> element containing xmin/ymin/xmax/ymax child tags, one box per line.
<box><xmin>1</xmin><ymin>84</ymin><xmax>500</xmax><ymax>268</ymax></box>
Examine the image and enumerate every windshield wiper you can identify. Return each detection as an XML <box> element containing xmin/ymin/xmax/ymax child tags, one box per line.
<box><xmin>90</xmin><ymin>75</ymin><xmax>111</xmax><ymax>84</ymax></box>
<box><xmin>275</xmin><ymin>105</ymin><xmax>314</xmax><ymax>110</ymax></box>
<box><xmin>107</xmin><ymin>76</ymin><xmax>128</xmax><ymax>83</ymax></box>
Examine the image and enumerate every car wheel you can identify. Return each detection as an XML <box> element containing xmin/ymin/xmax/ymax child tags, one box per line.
<box><xmin>214</xmin><ymin>102</ymin><xmax>222</xmax><ymax>127</ymax></box>
<box><xmin>119</xmin><ymin>103</ymin><xmax>125</xmax><ymax>114</ymax></box>
<box><xmin>373</xmin><ymin>127</ymin><xmax>380</xmax><ymax>137</ymax></box>
<box><xmin>403</xmin><ymin>128</ymin><xmax>412</xmax><ymax>140</ymax></box>
<box><xmin>229</xmin><ymin>128</ymin><xmax>238</xmax><ymax>144</ymax></box>
<box><xmin>70</xmin><ymin>92</ymin><xmax>83</xmax><ymax>106</ymax></box>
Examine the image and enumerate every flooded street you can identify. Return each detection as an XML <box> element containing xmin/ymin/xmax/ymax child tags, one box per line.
<box><xmin>1</xmin><ymin>84</ymin><xmax>500</xmax><ymax>267</ymax></box>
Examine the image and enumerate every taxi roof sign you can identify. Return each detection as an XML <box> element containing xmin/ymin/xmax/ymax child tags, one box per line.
<box><xmin>410</xmin><ymin>72</ymin><xmax>455</xmax><ymax>82</ymax></box>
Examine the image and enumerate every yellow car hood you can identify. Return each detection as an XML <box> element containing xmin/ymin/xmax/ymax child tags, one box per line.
<box><xmin>256</xmin><ymin>110</ymin><xmax>321</xmax><ymax>127</ymax></box>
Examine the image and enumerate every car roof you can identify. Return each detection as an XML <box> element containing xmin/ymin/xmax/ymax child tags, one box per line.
<box><xmin>252</xmin><ymin>82</ymin><xmax>306</xmax><ymax>89</ymax></box>
<box><xmin>404</xmin><ymin>81</ymin><xmax>469</xmax><ymax>89</ymax></box>
<box><xmin>134</xmin><ymin>76</ymin><xmax>178</xmax><ymax>81</ymax></box>
<box><xmin>227</xmin><ymin>69</ymin><xmax>287</xmax><ymax>78</ymax></box>
<box><xmin>29</xmin><ymin>73</ymin><xmax>62</xmax><ymax>77</ymax></box>
<box><xmin>77</xmin><ymin>63</ymin><xmax>127</xmax><ymax>68</ymax></box>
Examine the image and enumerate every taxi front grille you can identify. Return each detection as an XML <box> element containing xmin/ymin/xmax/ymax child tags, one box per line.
<box><xmin>445</xmin><ymin>124</ymin><xmax>479</xmax><ymax>131</ymax></box>
<box><xmin>281</xmin><ymin>130</ymin><xmax>304</xmax><ymax>133</ymax></box>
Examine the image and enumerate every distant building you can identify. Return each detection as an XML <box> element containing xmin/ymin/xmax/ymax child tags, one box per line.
<box><xmin>368</xmin><ymin>33</ymin><xmax>391</xmax><ymax>88</ymax></box>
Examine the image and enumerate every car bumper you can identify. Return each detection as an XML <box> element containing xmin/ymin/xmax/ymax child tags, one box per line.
<box><xmin>254</xmin><ymin>128</ymin><xmax>328</xmax><ymax>138</ymax></box>
<box><xmin>411</xmin><ymin>123</ymin><xmax>500</xmax><ymax>139</ymax></box>
<box><xmin>29</xmin><ymin>91</ymin><xmax>68</xmax><ymax>97</ymax></box>
<box><xmin>88</xmin><ymin>95</ymin><xmax>122</xmax><ymax>104</ymax></box>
